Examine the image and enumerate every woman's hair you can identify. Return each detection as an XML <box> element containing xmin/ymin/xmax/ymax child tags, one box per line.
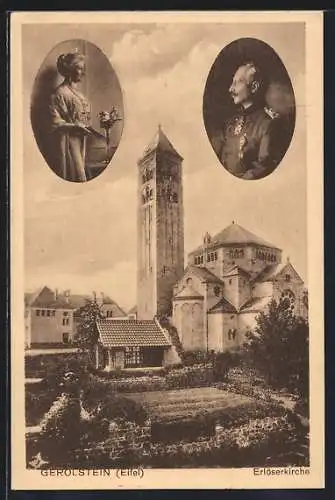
<box><xmin>56</xmin><ymin>52</ymin><xmax>85</xmax><ymax>78</ymax></box>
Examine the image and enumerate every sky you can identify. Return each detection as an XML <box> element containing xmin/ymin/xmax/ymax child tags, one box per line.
<box><xmin>22</xmin><ymin>21</ymin><xmax>306</xmax><ymax>312</ymax></box>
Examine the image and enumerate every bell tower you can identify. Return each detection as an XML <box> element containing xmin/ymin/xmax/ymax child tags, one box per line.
<box><xmin>137</xmin><ymin>126</ymin><xmax>184</xmax><ymax>320</ymax></box>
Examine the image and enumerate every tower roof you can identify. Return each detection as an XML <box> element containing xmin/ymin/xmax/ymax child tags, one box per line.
<box><xmin>190</xmin><ymin>222</ymin><xmax>280</xmax><ymax>254</ymax></box>
<box><xmin>138</xmin><ymin>125</ymin><xmax>183</xmax><ymax>162</ymax></box>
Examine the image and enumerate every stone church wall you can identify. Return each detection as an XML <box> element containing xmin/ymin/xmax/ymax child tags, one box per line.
<box><xmin>173</xmin><ymin>300</ymin><xmax>205</xmax><ymax>351</ymax></box>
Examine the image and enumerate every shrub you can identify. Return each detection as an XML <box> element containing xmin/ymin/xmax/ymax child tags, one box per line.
<box><xmin>165</xmin><ymin>365</ymin><xmax>214</xmax><ymax>389</ymax></box>
<box><xmin>90</xmin><ymin>365</ymin><xmax>214</xmax><ymax>392</ymax></box>
<box><xmin>213</xmin><ymin>351</ymin><xmax>240</xmax><ymax>382</ymax></box>
<box><xmin>82</xmin><ymin>378</ymin><xmax>147</xmax><ymax>424</ymax></box>
<box><xmin>182</xmin><ymin>350</ymin><xmax>211</xmax><ymax>366</ymax></box>
<box><xmin>25</xmin><ymin>352</ymin><xmax>91</xmax><ymax>380</ymax></box>
<box><xmin>151</xmin><ymin>399</ymin><xmax>285</xmax><ymax>443</ymax></box>
<box><xmin>149</xmin><ymin>413</ymin><xmax>308</xmax><ymax>468</ymax></box>
<box><xmin>31</xmin><ymin>376</ymin><xmax>148</xmax><ymax>468</ymax></box>
<box><xmin>92</xmin><ymin>367</ymin><xmax>167</xmax><ymax>380</ymax></box>
<box><xmin>294</xmin><ymin>397</ymin><xmax>309</xmax><ymax>420</ymax></box>
<box><xmin>39</xmin><ymin>393</ymin><xmax>82</xmax><ymax>466</ymax></box>
<box><xmin>152</xmin><ymin>415</ymin><xmax>215</xmax><ymax>443</ymax></box>
<box><xmin>215</xmin><ymin>378</ymin><xmax>276</xmax><ymax>402</ymax></box>
<box><xmin>25</xmin><ymin>384</ymin><xmax>60</xmax><ymax>426</ymax></box>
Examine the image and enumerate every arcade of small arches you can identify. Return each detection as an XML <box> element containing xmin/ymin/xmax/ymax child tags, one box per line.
<box><xmin>142</xmin><ymin>167</ymin><xmax>154</xmax><ymax>184</ymax></box>
<box><xmin>142</xmin><ymin>185</ymin><xmax>154</xmax><ymax>204</ymax></box>
<box><xmin>255</xmin><ymin>249</ymin><xmax>278</xmax><ymax>263</ymax></box>
<box><xmin>194</xmin><ymin>251</ymin><xmax>218</xmax><ymax>265</ymax></box>
<box><xmin>228</xmin><ymin>248</ymin><xmax>244</xmax><ymax>259</ymax></box>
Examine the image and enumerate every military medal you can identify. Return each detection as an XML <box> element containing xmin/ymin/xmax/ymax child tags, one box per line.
<box><xmin>233</xmin><ymin>116</ymin><xmax>245</xmax><ymax>135</ymax></box>
<box><xmin>238</xmin><ymin>134</ymin><xmax>248</xmax><ymax>160</ymax></box>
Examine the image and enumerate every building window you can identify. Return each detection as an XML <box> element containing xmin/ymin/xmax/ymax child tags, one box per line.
<box><xmin>41</xmin><ymin>310</ymin><xmax>45</xmax><ymax>317</ymax></box>
<box><xmin>125</xmin><ymin>347</ymin><xmax>143</xmax><ymax>367</ymax></box>
<box><xmin>62</xmin><ymin>318</ymin><xmax>70</xmax><ymax>326</ymax></box>
<box><xmin>228</xmin><ymin>329</ymin><xmax>237</xmax><ymax>341</ymax></box>
<box><xmin>62</xmin><ymin>332</ymin><xmax>69</xmax><ymax>344</ymax></box>
<box><xmin>106</xmin><ymin>310</ymin><xmax>113</xmax><ymax>318</ymax></box>
<box><xmin>214</xmin><ymin>286</ymin><xmax>221</xmax><ymax>297</ymax></box>
<box><xmin>229</xmin><ymin>279</ymin><xmax>232</xmax><ymax>285</ymax></box>
<box><xmin>214</xmin><ymin>251</ymin><xmax>218</xmax><ymax>260</ymax></box>
<box><xmin>63</xmin><ymin>311</ymin><xmax>68</xmax><ymax>316</ymax></box>
<box><xmin>200</xmin><ymin>255</ymin><xmax>203</xmax><ymax>264</ymax></box>
<box><xmin>186</xmin><ymin>277</ymin><xmax>193</xmax><ymax>287</ymax></box>
<box><xmin>280</xmin><ymin>289</ymin><xmax>295</xmax><ymax>313</ymax></box>
<box><xmin>36</xmin><ymin>310</ymin><xmax>40</xmax><ymax>316</ymax></box>
<box><xmin>285</xmin><ymin>274</ymin><xmax>291</xmax><ymax>282</ymax></box>
<box><xmin>52</xmin><ymin>310</ymin><xmax>55</xmax><ymax>316</ymax></box>
<box><xmin>47</xmin><ymin>310</ymin><xmax>51</xmax><ymax>317</ymax></box>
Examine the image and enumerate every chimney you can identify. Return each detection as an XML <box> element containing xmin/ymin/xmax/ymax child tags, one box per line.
<box><xmin>64</xmin><ymin>289</ymin><xmax>70</xmax><ymax>304</ymax></box>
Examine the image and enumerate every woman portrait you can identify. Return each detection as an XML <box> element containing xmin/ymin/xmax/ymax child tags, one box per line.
<box><xmin>31</xmin><ymin>40</ymin><xmax>124</xmax><ymax>182</ymax></box>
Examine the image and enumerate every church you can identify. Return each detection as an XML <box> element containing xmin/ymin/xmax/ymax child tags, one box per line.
<box><xmin>95</xmin><ymin>126</ymin><xmax>308</xmax><ymax>369</ymax></box>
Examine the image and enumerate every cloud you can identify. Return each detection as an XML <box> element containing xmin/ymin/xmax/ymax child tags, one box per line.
<box><xmin>110</xmin><ymin>24</ymin><xmax>220</xmax><ymax>79</ymax></box>
<box><xmin>23</xmin><ymin>23</ymin><xmax>307</xmax><ymax>308</ymax></box>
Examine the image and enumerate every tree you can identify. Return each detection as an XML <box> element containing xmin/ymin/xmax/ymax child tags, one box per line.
<box><xmin>243</xmin><ymin>297</ymin><xmax>309</xmax><ymax>395</ymax></box>
<box><xmin>74</xmin><ymin>297</ymin><xmax>104</xmax><ymax>364</ymax></box>
<box><xmin>213</xmin><ymin>350</ymin><xmax>240</xmax><ymax>381</ymax></box>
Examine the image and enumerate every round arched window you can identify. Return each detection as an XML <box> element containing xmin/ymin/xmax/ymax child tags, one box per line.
<box><xmin>186</xmin><ymin>277</ymin><xmax>193</xmax><ymax>287</ymax></box>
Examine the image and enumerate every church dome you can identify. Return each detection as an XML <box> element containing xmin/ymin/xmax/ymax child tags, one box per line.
<box><xmin>190</xmin><ymin>222</ymin><xmax>281</xmax><ymax>254</ymax></box>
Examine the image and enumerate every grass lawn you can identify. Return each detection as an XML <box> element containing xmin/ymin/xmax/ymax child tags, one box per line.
<box><xmin>124</xmin><ymin>387</ymin><xmax>254</xmax><ymax>422</ymax></box>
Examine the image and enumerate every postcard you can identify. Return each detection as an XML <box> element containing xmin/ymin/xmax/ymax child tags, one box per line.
<box><xmin>10</xmin><ymin>11</ymin><xmax>324</xmax><ymax>489</ymax></box>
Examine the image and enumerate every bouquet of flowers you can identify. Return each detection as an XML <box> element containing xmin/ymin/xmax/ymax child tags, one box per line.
<box><xmin>98</xmin><ymin>107</ymin><xmax>122</xmax><ymax>146</ymax></box>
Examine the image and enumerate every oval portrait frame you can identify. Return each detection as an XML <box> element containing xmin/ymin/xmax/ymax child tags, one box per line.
<box><xmin>31</xmin><ymin>39</ymin><xmax>124</xmax><ymax>183</ymax></box>
<box><xmin>203</xmin><ymin>37</ymin><xmax>296</xmax><ymax>181</ymax></box>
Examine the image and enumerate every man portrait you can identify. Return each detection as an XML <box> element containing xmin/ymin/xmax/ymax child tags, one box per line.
<box><xmin>204</xmin><ymin>39</ymin><xmax>296</xmax><ymax>181</ymax></box>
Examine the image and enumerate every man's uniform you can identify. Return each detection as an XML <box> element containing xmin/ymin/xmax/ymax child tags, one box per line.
<box><xmin>210</xmin><ymin>103</ymin><xmax>280</xmax><ymax>180</ymax></box>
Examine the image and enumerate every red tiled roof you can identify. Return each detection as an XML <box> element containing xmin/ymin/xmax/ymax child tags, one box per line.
<box><xmin>97</xmin><ymin>319</ymin><xmax>172</xmax><ymax>348</ymax></box>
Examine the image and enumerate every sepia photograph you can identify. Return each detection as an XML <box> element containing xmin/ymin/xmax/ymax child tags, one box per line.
<box><xmin>203</xmin><ymin>37</ymin><xmax>296</xmax><ymax>180</ymax></box>
<box><xmin>10</xmin><ymin>12</ymin><xmax>323</xmax><ymax>490</ymax></box>
<box><xmin>31</xmin><ymin>38</ymin><xmax>124</xmax><ymax>182</ymax></box>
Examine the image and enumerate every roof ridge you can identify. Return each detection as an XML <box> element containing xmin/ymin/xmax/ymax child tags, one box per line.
<box><xmin>208</xmin><ymin>296</ymin><xmax>237</xmax><ymax>313</ymax></box>
<box><xmin>187</xmin><ymin>265</ymin><xmax>224</xmax><ymax>284</ymax></box>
